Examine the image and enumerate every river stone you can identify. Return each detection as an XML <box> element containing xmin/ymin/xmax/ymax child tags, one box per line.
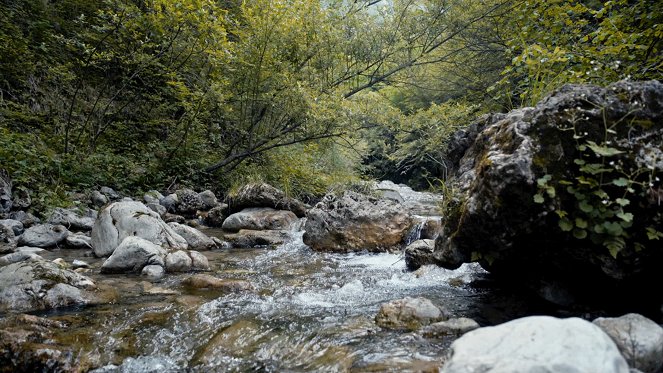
<box><xmin>141</xmin><ymin>264</ymin><xmax>165</xmax><ymax>281</ymax></box>
<box><xmin>72</xmin><ymin>260</ymin><xmax>91</xmax><ymax>269</ymax></box>
<box><xmin>144</xmin><ymin>190</ymin><xmax>164</xmax><ymax>205</ymax></box>
<box><xmin>421</xmin><ymin>317</ymin><xmax>480</xmax><ymax>337</ymax></box>
<box><xmin>48</xmin><ymin>207</ymin><xmax>97</xmax><ymax>231</ymax></box>
<box><xmin>175</xmin><ymin>188</ymin><xmax>203</xmax><ymax>217</ymax></box>
<box><xmin>91</xmin><ymin>201</ymin><xmax>188</xmax><ymax>257</ymax></box>
<box><xmin>17</xmin><ymin>224</ymin><xmax>69</xmax><ymax>248</ymax></box>
<box><xmin>90</xmin><ymin>190</ymin><xmax>108</xmax><ymax>207</ymax></box>
<box><xmin>165</xmin><ymin>250</ymin><xmax>192</xmax><ymax>272</ymax></box>
<box><xmin>163</xmin><ymin>213</ymin><xmax>185</xmax><ymax>224</ymax></box>
<box><xmin>9</xmin><ymin>210</ymin><xmax>40</xmax><ymax>228</ymax></box>
<box><xmin>167</xmin><ymin>222</ymin><xmax>216</xmax><ymax>251</ymax></box>
<box><xmin>420</xmin><ymin>218</ymin><xmax>442</xmax><ymax>240</ymax></box>
<box><xmin>15</xmin><ymin>247</ymin><xmax>46</xmax><ymax>254</ymax></box>
<box><xmin>65</xmin><ymin>232</ymin><xmax>93</xmax><ymax>249</ymax></box>
<box><xmin>101</xmin><ymin>236</ymin><xmax>167</xmax><ymax>274</ymax></box>
<box><xmin>182</xmin><ymin>274</ymin><xmax>253</xmax><ymax>291</ymax></box>
<box><xmin>304</xmin><ymin>191</ymin><xmax>413</xmax><ymax>253</ymax></box>
<box><xmin>375</xmin><ymin>297</ymin><xmax>448</xmax><ymax>330</ymax></box>
<box><xmin>441</xmin><ymin>316</ymin><xmax>629</xmax><ymax>373</ymax></box>
<box><xmin>0</xmin><ymin>171</ymin><xmax>11</xmax><ymax>213</ymax></box>
<box><xmin>147</xmin><ymin>202</ymin><xmax>167</xmax><ymax>216</ymax></box>
<box><xmin>43</xmin><ymin>283</ymin><xmax>86</xmax><ymax>309</ymax></box>
<box><xmin>100</xmin><ymin>186</ymin><xmax>120</xmax><ymax>201</ymax></box>
<box><xmin>159</xmin><ymin>193</ymin><xmax>179</xmax><ymax>212</ymax></box>
<box><xmin>223</xmin><ymin>229</ymin><xmax>292</xmax><ymax>248</ymax></box>
<box><xmin>11</xmin><ymin>188</ymin><xmax>31</xmax><ymax>210</ymax></box>
<box><xmin>222</xmin><ymin>207</ymin><xmax>299</xmax><ymax>232</ymax></box>
<box><xmin>0</xmin><ymin>219</ymin><xmax>24</xmax><ymax>236</ymax></box>
<box><xmin>212</xmin><ymin>237</ymin><xmax>232</xmax><ymax>250</ymax></box>
<box><xmin>199</xmin><ymin>190</ymin><xmax>218</xmax><ymax>210</ymax></box>
<box><xmin>0</xmin><ymin>223</ymin><xmax>16</xmax><ymax>254</ymax></box>
<box><xmin>189</xmin><ymin>250</ymin><xmax>210</xmax><ymax>270</ymax></box>
<box><xmin>227</xmin><ymin>183</ymin><xmax>309</xmax><ymax>217</ymax></box>
<box><xmin>404</xmin><ymin>239</ymin><xmax>437</xmax><ymax>270</ymax></box>
<box><xmin>203</xmin><ymin>204</ymin><xmax>227</xmax><ymax>227</ymax></box>
<box><xmin>593</xmin><ymin>313</ymin><xmax>663</xmax><ymax>373</ymax></box>
<box><xmin>0</xmin><ymin>260</ymin><xmax>95</xmax><ymax>312</ymax></box>
<box><xmin>0</xmin><ymin>252</ymin><xmax>42</xmax><ymax>267</ymax></box>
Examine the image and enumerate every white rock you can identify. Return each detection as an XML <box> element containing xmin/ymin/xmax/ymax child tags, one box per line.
<box><xmin>17</xmin><ymin>224</ymin><xmax>69</xmax><ymax>248</ymax></box>
<box><xmin>441</xmin><ymin>316</ymin><xmax>629</xmax><ymax>373</ymax></box>
<box><xmin>101</xmin><ymin>236</ymin><xmax>167</xmax><ymax>274</ymax></box>
<box><xmin>165</xmin><ymin>250</ymin><xmax>192</xmax><ymax>272</ymax></box>
<box><xmin>189</xmin><ymin>251</ymin><xmax>210</xmax><ymax>270</ymax></box>
<box><xmin>167</xmin><ymin>223</ymin><xmax>216</xmax><ymax>251</ymax></box>
<box><xmin>72</xmin><ymin>260</ymin><xmax>90</xmax><ymax>269</ymax></box>
<box><xmin>141</xmin><ymin>265</ymin><xmax>165</xmax><ymax>281</ymax></box>
<box><xmin>0</xmin><ymin>251</ymin><xmax>42</xmax><ymax>267</ymax></box>
<box><xmin>65</xmin><ymin>233</ymin><xmax>92</xmax><ymax>249</ymax></box>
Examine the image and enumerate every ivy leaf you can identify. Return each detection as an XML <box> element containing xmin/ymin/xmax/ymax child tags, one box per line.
<box><xmin>586</xmin><ymin>141</ymin><xmax>624</xmax><ymax>157</ymax></box>
<box><xmin>575</xmin><ymin>217</ymin><xmax>588</xmax><ymax>229</ymax></box>
<box><xmin>615</xmin><ymin>198</ymin><xmax>630</xmax><ymax>206</ymax></box>
<box><xmin>612</xmin><ymin>178</ymin><xmax>629</xmax><ymax>187</ymax></box>
<box><xmin>573</xmin><ymin>228</ymin><xmax>587</xmax><ymax>239</ymax></box>
<box><xmin>533</xmin><ymin>193</ymin><xmax>544</xmax><ymax>203</ymax></box>
<box><xmin>559</xmin><ymin>218</ymin><xmax>574</xmax><ymax>231</ymax></box>
<box><xmin>579</xmin><ymin>200</ymin><xmax>593</xmax><ymax>213</ymax></box>
<box><xmin>616</xmin><ymin>211</ymin><xmax>633</xmax><ymax>222</ymax></box>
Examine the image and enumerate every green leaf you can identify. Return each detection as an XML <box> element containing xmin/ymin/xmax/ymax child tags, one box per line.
<box><xmin>579</xmin><ymin>200</ymin><xmax>593</xmax><ymax>213</ymax></box>
<box><xmin>615</xmin><ymin>198</ymin><xmax>630</xmax><ymax>206</ymax></box>
<box><xmin>575</xmin><ymin>218</ymin><xmax>588</xmax><ymax>229</ymax></box>
<box><xmin>533</xmin><ymin>194</ymin><xmax>545</xmax><ymax>203</ymax></box>
<box><xmin>616</xmin><ymin>212</ymin><xmax>633</xmax><ymax>222</ymax></box>
<box><xmin>559</xmin><ymin>218</ymin><xmax>574</xmax><ymax>231</ymax></box>
<box><xmin>603</xmin><ymin>221</ymin><xmax>624</xmax><ymax>236</ymax></box>
<box><xmin>573</xmin><ymin>228</ymin><xmax>587</xmax><ymax>239</ymax></box>
<box><xmin>586</xmin><ymin>141</ymin><xmax>624</xmax><ymax>157</ymax></box>
<box><xmin>612</xmin><ymin>178</ymin><xmax>629</xmax><ymax>187</ymax></box>
<box><xmin>646</xmin><ymin>227</ymin><xmax>663</xmax><ymax>240</ymax></box>
<box><xmin>574</xmin><ymin>158</ymin><xmax>586</xmax><ymax>165</ymax></box>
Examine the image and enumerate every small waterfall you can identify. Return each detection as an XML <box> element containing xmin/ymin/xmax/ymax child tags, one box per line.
<box><xmin>404</xmin><ymin>218</ymin><xmax>425</xmax><ymax>245</ymax></box>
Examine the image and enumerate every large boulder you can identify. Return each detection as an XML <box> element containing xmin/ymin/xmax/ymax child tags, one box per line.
<box><xmin>17</xmin><ymin>224</ymin><xmax>69</xmax><ymax>248</ymax></box>
<box><xmin>0</xmin><ymin>260</ymin><xmax>96</xmax><ymax>312</ymax></box>
<box><xmin>175</xmin><ymin>188</ymin><xmax>204</xmax><ymax>217</ymax></box>
<box><xmin>435</xmin><ymin>81</ymin><xmax>663</xmax><ymax>306</ymax></box>
<box><xmin>198</xmin><ymin>190</ymin><xmax>218</xmax><ymax>210</ymax></box>
<box><xmin>91</xmin><ymin>201</ymin><xmax>188</xmax><ymax>257</ymax></box>
<box><xmin>223</xmin><ymin>229</ymin><xmax>293</xmax><ymax>248</ymax></box>
<box><xmin>441</xmin><ymin>316</ymin><xmax>629</xmax><ymax>373</ymax></box>
<box><xmin>303</xmin><ymin>191</ymin><xmax>413</xmax><ymax>252</ymax></box>
<box><xmin>9</xmin><ymin>211</ymin><xmax>40</xmax><ymax>228</ymax></box>
<box><xmin>48</xmin><ymin>207</ymin><xmax>97</xmax><ymax>231</ymax></box>
<box><xmin>0</xmin><ymin>224</ymin><xmax>16</xmax><ymax>254</ymax></box>
<box><xmin>0</xmin><ymin>219</ymin><xmax>24</xmax><ymax>236</ymax></box>
<box><xmin>203</xmin><ymin>204</ymin><xmax>227</xmax><ymax>227</ymax></box>
<box><xmin>168</xmin><ymin>222</ymin><xmax>216</xmax><ymax>250</ymax></box>
<box><xmin>227</xmin><ymin>183</ymin><xmax>309</xmax><ymax>217</ymax></box>
<box><xmin>100</xmin><ymin>236</ymin><xmax>167</xmax><ymax>274</ymax></box>
<box><xmin>222</xmin><ymin>207</ymin><xmax>299</xmax><ymax>232</ymax></box>
<box><xmin>593</xmin><ymin>313</ymin><xmax>663</xmax><ymax>373</ymax></box>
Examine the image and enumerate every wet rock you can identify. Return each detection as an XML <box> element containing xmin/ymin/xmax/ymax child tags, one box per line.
<box><xmin>141</xmin><ymin>264</ymin><xmax>165</xmax><ymax>281</ymax></box>
<box><xmin>12</xmin><ymin>188</ymin><xmax>31</xmax><ymax>210</ymax></box>
<box><xmin>168</xmin><ymin>222</ymin><xmax>216</xmax><ymax>250</ymax></box>
<box><xmin>165</xmin><ymin>250</ymin><xmax>192</xmax><ymax>272</ymax></box>
<box><xmin>15</xmin><ymin>247</ymin><xmax>46</xmax><ymax>254</ymax></box>
<box><xmin>199</xmin><ymin>190</ymin><xmax>218</xmax><ymax>210</ymax></box>
<box><xmin>421</xmin><ymin>317</ymin><xmax>480</xmax><ymax>337</ymax></box>
<box><xmin>159</xmin><ymin>193</ymin><xmax>179</xmax><ymax>212</ymax></box>
<box><xmin>420</xmin><ymin>218</ymin><xmax>442</xmax><ymax>240</ymax></box>
<box><xmin>147</xmin><ymin>202</ymin><xmax>167</xmax><ymax>216</ymax></box>
<box><xmin>91</xmin><ymin>356</ymin><xmax>180</xmax><ymax>373</ymax></box>
<box><xmin>100</xmin><ymin>236</ymin><xmax>166</xmax><ymax>274</ymax></box>
<box><xmin>91</xmin><ymin>201</ymin><xmax>188</xmax><ymax>257</ymax></box>
<box><xmin>222</xmin><ymin>207</ymin><xmax>298</xmax><ymax>232</ymax></box>
<box><xmin>9</xmin><ymin>210</ymin><xmax>40</xmax><ymax>228</ymax></box>
<box><xmin>0</xmin><ymin>170</ymin><xmax>11</xmax><ymax>214</ymax></box>
<box><xmin>144</xmin><ymin>190</ymin><xmax>164</xmax><ymax>205</ymax></box>
<box><xmin>0</xmin><ymin>251</ymin><xmax>42</xmax><ymax>267</ymax></box>
<box><xmin>441</xmin><ymin>316</ymin><xmax>629</xmax><ymax>373</ymax></box>
<box><xmin>0</xmin><ymin>223</ymin><xmax>16</xmax><ymax>254</ymax></box>
<box><xmin>72</xmin><ymin>260</ymin><xmax>91</xmax><ymax>269</ymax></box>
<box><xmin>182</xmin><ymin>274</ymin><xmax>252</xmax><ymax>291</ymax></box>
<box><xmin>48</xmin><ymin>207</ymin><xmax>97</xmax><ymax>231</ymax></box>
<box><xmin>223</xmin><ymin>229</ymin><xmax>292</xmax><ymax>248</ymax></box>
<box><xmin>375</xmin><ymin>297</ymin><xmax>448</xmax><ymax>330</ymax></box>
<box><xmin>100</xmin><ymin>186</ymin><xmax>120</xmax><ymax>201</ymax></box>
<box><xmin>593</xmin><ymin>313</ymin><xmax>663</xmax><ymax>373</ymax></box>
<box><xmin>375</xmin><ymin>180</ymin><xmax>444</xmax><ymax>216</ymax></box>
<box><xmin>203</xmin><ymin>204</ymin><xmax>227</xmax><ymax>227</ymax></box>
<box><xmin>90</xmin><ymin>190</ymin><xmax>108</xmax><ymax>207</ymax></box>
<box><xmin>436</xmin><ymin>81</ymin><xmax>663</xmax><ymax>306</ymax></box>
<box><xmin>17</xmin><ymin>223</ymin><xmax>69</xmax><ymax>248</ymax></box>
<box><xmin>0</xmin><ymin>218</ymin><xmax>24</xmax><ymax>236</ymax></box>
<box><xmin>212</xmin><ymin>237</ymin><xmax>232</xmax><ymax>250</ymax></box>
<box><xmin>64</xmin><ymin>232</ymin><xmax>93</xmax><ymax>249</ymax></box>
<box><xmin>175</xmin><ymin>188</ymin><xmax>203</xmax><ymax>217</ymax></box>
<box><xmin>52</xmin><ymin>258</ymin><xmax>68</xmax><ymax>268</ymax></box>
<box><xmin>227</xmin><ymin>183</ymin><xmax>309</xmax><ymax>217</ymax></box>
<box><xmin>162</xmin><ymin>212</ymin><xmax>185</xmax><ymax>224</ymax></box>
<box><xmin>0</xmin><ymin>260</ymin><xmax>95</xmax><ymax>312</ymax></box>
<box><xmin>404</xmin><ymin>239</ymin><xmax>437</xmax><ymax>270</ymax></box>
<box><xmin>189</xmin><ymin>250</ymin><xmax>210</xmax><ymax>270</ymax></box>
<box><xmin>304</xmin><ymin>191</ymin><xmax>413</xmax><ymax>253</ymax></box>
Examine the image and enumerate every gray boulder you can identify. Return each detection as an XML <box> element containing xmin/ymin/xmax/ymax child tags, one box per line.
<box><xmin>90</xmin><ymin>190</ymin><xmax>108</xmax><ymax>207</ymax></box>
<box><xmin>0</xmin><ymin>260</ymin><xmax>96</xmax><ymax>312</ymax></box>
<box><xmin>144</xmin><ymin>190</ymin><xmax>164</xmax><ymax>205</ymax></box>
<box><xmin>168</xmin><ymin>222</ymin><xmax>216</xmax><ymax>251</ymax></box>
<box><xmin>593</xmin><ymin>313</ymin><xmax>663</xmax><ymax>373</ymax></box>
<box><xmin>0</xmin><ymin>251</ymin><xmax>42</xmax><ymax>267</ymax></box>
<box><xmin>404</xmin><ymin>239</ymin><xmax>438</xmax><ymax>270</ymax></box>
<box><xmin>101</xmin><ymin>236</ymin><xmax>167</xmax><ymax>274</ymax></box>
<box><xmin>159</xmin><ymin>193</ymin><xmax>179</xmax><ymax>212</ymax></box>
<box><xmin>147</xmin><ymin>202</ymin><xmax>167</xmax><ymax>216</ymax></box>
<box><xmin>64</xmin><ymin>232</ymin><xmax>93</xmax><ymax>249</ymax></box>
<box><xmin>189</xmin><ymin>250</ymin><xmax>210</xmax><ymax>270</ymax></box>
<box><xmin>223</xmin><ymin>229</ymin><xmax>292</xmax><ymax>248</ymax></box>
<box><xmin>227</xmin><ymin>183</ymin><xmax>309</xmax><ymax>217</ymax></box>
<box><xmin>91</xmin><ymin>201</ymin><xmax>188</xmax><ymax>257</ymax></box>
<box><xmin>203</xmin><ymin>204</ymin><xmax>227</xmax><ymax>227</ymax></box>
<box><xmin>222</xmin><ymin>207</ymin><xmax>298</xmax><ymax>232</ymax></box>
<box><xmin>0</xmin><ymin>223</ymin><xmax>16</xmax><ymax>254</ymax></box>
<box><xmin>0</xmin><ymin>219</ymin><xmax>24</xmax><ymax>236</ymax></box>
<box><xmin>175</xmin><ymin>189</ymin><xmax>203</xmax><ymax>217</ymax></box>
<box><xmin>12</xmin><ymin>188</ymin><xmax>31</xmax><ymax>210</ymax></box>
<box><xmin>441</xmin><ymin>316</ymin><xmax>629</xmax><ymax>373</ymax></box>
<box><xmin>0</xmin><ymin>170</ymin><xmax>11</xmax><ymax>213</ymax></box>
<box><xmin>100</xmin><ymin>186</ymin><xmax>120</xmax><ymax>201</ymax></box>
<box><xmin>165</xmin><ymin>250</ymin><xmax>192</xmax><ymax>272</ymax></box>
<box><xmin>199</xmin><ymin>190</ymin><xmax>218</xmax><ymax>210</ymax></box>
<box><xmin>141</xmin><ymin>264</ymin><xmax>165</xmax><ymax>281</ymax></box>
<box><xmin>17</xmin><ymin>224</ymin><xmax>69</xmax><ymax>248</ymax></box>
<box><xmin>303</xmin><ymin>191</ymin><xmax>413</xmax><ymax>252</ymax></box>
<box><xmin>375</xmin><ymin>297</ymin><xmax>448</xmax><ymax>330</ymax></box>
<box><xmin>48</xmin><ymin>207</ymin><xmax>97</xmax><ymax>231</ymax></box>
<box><xmin>421</xmin><ymin>317</ymin><xmax>480</xmax><ymax>338</ymax></box>
<box><xmin>9</xmin><ymin>210</ymin><xmax>40</xmax><ymax>228</ymax></box>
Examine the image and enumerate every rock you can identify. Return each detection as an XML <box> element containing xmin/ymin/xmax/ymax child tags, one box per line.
<box><xmin>227</xmin><ymin>183</ymin><xmax>309</xmax><ymax>217</ymax></box>
<box><xmin>72</xmin><ymin>260</ymin><xmax>91</xmax><ymax>269</ymax></box>
<box><xmin>420</xmin><ymin>218</ymin><xmax>442</xmax><ymax>240</ymax></box>
<box><xmin>303</xmin><ymin>191</ymin><xmax>413</xmax><ymax>252</ymax></box>
<box><xmin>421</xmin><ymin>317</ymin><xmax>480</xmax><ymax>337</ymax></box>
<box><xmin>162</xmin><ymin>213</ymin><xmax>185</xmax><ymax>224</ymax></box>
<box><xmin>0</xmin><ymin>218</ymin><xmax>24</xmax><ymax>236</ymax></box>
<box><xmin>100</xmin><ymin>186</ymin><xmax>120</xmax><ymax>201</ymax></box>
<box><xmin>222</xmin><ymin>207</ymin><xmax>299</xmax><ymax>232</ymax></box>
<box><xmin>147</xmin><ymin>202</ymin><xmax>167</xmax><ymax>216</ymax></box>
<box><xmin>52</xmin><ymin>258</ymin><xmax>68</xmax><ymax>268</ymax></box>
<box><xmin>65</xmin><ymin>232</ymin><xmax>93</xmax><ymax>249</ymax></box>
<box><xmin>404</xmin><ymin>239</ymin><xmax>437</xmax><ymax>270</ymax></box>
<box><xmin>164</xmin><ymin>250</ymin><xmax>192</xmax><ymax>272</ymax></box>
<box><xmin>182</xmin><ymin>274</ymin><xmax>252</xmax><ymax>291</ymax></box>
<box><xmin>223</xmin><ymin>229</ymin><xmax>292</xmax><ymax>248</ymax></box>
<box><xmin>198</xmin><ymin>190</ymin><xmax>218</xmax><ymax>210</ymax></box>
<box><xmin>100</xmin><ymin>236</ymin><xmax>167</xmax><ymax>274</ymax></box>
<box><xmin>593</xmin><ymin>313</ymin><xmax>663</xmax><ymax>373</ymax></box>
<box><xmin>189</xmin><ymin>250</ymin><xmax>210</xmax><ymax>270</ymax></box>
<box><xmin>0</xmin><ymin>223</ymin><xmax>16</xmax><ymax>254</ymax></box>
<box><xmin>91</xmin><ymin>201</ymin><xmax>188</xmax><ymax>257</ymax></box>
<box><xmin>90</xmin><ymin>190</ymin><xmax>108</xmax><ymax>207</ymax></box>
<box><xmin>15</xmin><ymin>247</ymin><xmax>46</xmax><ymax>254</ymax></box>
<box><xmin>48</xmin><ymin>207</ymin><xmax>97</xmax><ymax>231</ymax></box>
<box><xmin>141</xmin><ymin>264</ymin><xmax>165</xmax><ymax>281</ymax></box>
<box><xmin>0</xmin><ymin>252</ymin><xmax>42</xmax><ymax>267</ymax></box>
<box><xmin>167</xmin><ymin>222</ymin><xmax>216</xmax><ymax>250</ymax></box>
<box><xmin>375</xmin><ymin>297</ymin><xmax>448</xmax><ymax>330</ymax></box>
<box><xmin>175</xmin><ymin>188</ymin><xmax>203</xmax><ymax>217</ymax></box>
<box><xmin>12</xmin><ymin>188</ymin><xmax>31</xmax><ymax>210</ymax></box>
<box><xmin>203</xmin><ymin>204</ymin><xmax>227</xmax><ymax>227</ymax></box>
<box><xmin>435</xmin><ymin>81</ymin><xmax>663</xmax><ymax>306</ymax></box>
<box><xmin>17</xmin><ymin>224</ymin><xmax>69</xmax><ymax>248</ymax></box>
<box><xmin>212</xmin><ymin>237</ymin><xmax>232</xmax><ymax>250</ymax></box>
<box><xmin>9</xmin><ymin>210</ymin><xmax>40</xmax><ymax>228</ymax></box>
<box><xmin>159</xmin><ymin>193</ymin><xmax>179</xmax><ymax>212</ymax></box>
<box><xmin>0</xmin><ymin>260</ymin><xmax>95</xmax><ymax>312</ymax></box>
<box><xmin>441</xmin><ymin>316</ymin><xmax>629</xmax><ymax>373</ymax></box>
<box><xmin>0</xmin><ymin>170</ymin><xmax>11</xmax><ymax>213</ymax></box>
<box><xmin>144</xmin><ymin>190</ymin><xmax>164</xmax><ymax>205</ymax></box>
